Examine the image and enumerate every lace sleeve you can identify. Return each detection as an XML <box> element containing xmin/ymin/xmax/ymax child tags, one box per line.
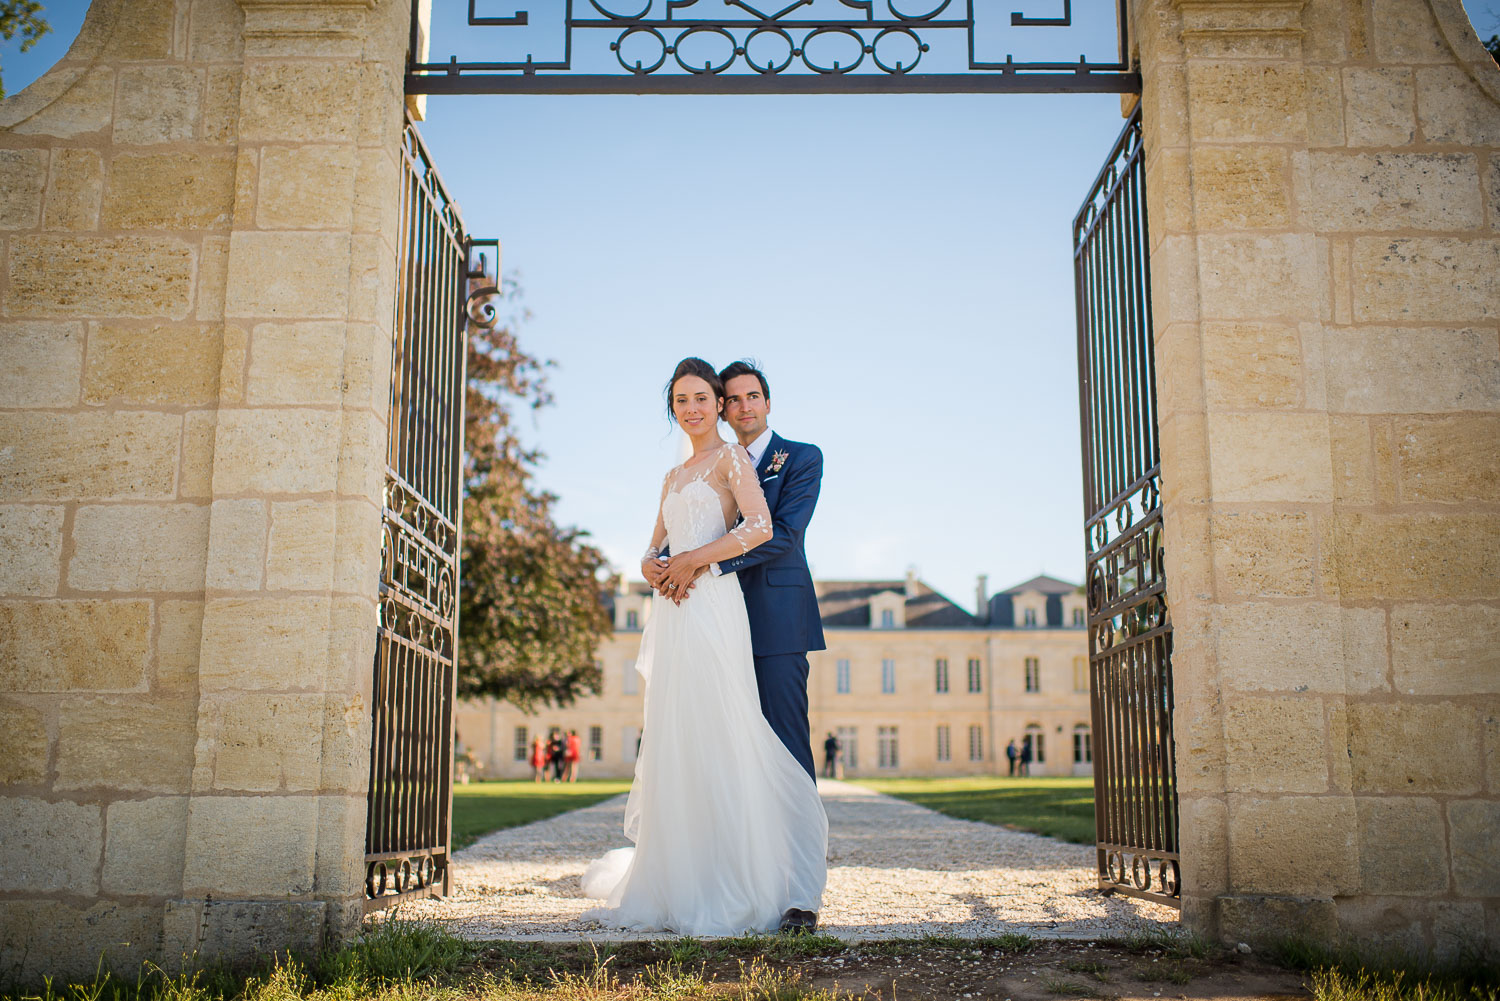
<box><xmin>644</xmin><ymin>470</ymin><xmax>671</xmax><ymax>560</ymax></box>
<box><xmin>720</xmin><ymin>445</ymin><xmax>772</xmax><ymax>554</ymax></box>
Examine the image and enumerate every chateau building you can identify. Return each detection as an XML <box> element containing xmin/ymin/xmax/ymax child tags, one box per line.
<box><xmin>455</xmin><ymin>574</ymin><xmax>1094</xmax><ymax>780</ymax></box>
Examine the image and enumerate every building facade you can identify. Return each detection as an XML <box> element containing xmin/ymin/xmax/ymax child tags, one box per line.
<box><xmin>455</xmin><ymin>573</ymin><xmax>1095</xmax><ymax>780</ymax></box>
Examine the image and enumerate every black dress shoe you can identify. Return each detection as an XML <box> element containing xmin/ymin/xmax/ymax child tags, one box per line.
<box><xmin>778</xmin><ymin>908</ymin><xmax>818</xmax><ymax>934</ymax></box>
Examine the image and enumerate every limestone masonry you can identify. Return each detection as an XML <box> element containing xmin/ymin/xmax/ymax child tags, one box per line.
<box><xmin>1</xmin><ymin>0</ymin><xmax>411</xmax><ymax>977</ymax></box>
<box><xmin>0</xmin><ymin>0</ymin><xmax>1496</xmax><ymax>978</ymax></box>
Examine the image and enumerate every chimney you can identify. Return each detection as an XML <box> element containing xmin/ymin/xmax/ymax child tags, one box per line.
<box><xmin>975</xmin><ymin>574</ymin><xmax>989</xmax><ymax>623</ymax></box>
<box><xmin>904</xmin><ymin>567</ymin><xmax>918</xmax><ymax>599</ymax></box>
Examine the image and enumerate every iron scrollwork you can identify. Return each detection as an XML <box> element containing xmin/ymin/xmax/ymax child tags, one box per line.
<box><xmin>1075</xmin><ymin>109</ymin><xmax>1180</xmax><ymax>909</ymax></box>
<box><xmin>366</xmin><ymin>116</ymin><xmax>477</xmax><ymax>911</ymax></box>
<box><xmin>366</xmin><ymin>853</ymin><xmax>444</xmax><ymax>900</ymax></box>
<box><xmin>409</xmin><ymin>0</ymin><xmax>1138</xmax><ymax>93</ymax></box>
<box><xmin>1101</xmin><ymin>848</ymin><xmax>1180</xmax><ymax>898</ymax></box>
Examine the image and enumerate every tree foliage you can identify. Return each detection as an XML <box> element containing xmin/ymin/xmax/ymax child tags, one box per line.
<box><xmin>457</xmin><ymin>279</ymin><xmax>612</xmax><ymax>711</ymax></box>
<box><xmin>1486</xmin><ymin>33</ymin><xmax>1500</xmax><ymax>67</ymax></box>
<box><xmin>0</xmin><ymin>1</ymin><xmax>50</xmax><ymax>100</ymax></box>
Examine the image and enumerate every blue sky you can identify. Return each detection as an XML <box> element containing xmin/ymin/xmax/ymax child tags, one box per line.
<box><xmin>7</xmin><ymin>1</ymin><xmax>1497</xmax><ymax>611</ymax></box>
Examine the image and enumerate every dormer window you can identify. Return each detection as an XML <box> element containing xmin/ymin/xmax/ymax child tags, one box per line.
<box><xmin>870</xmin><ymin>591</ymin><xmax>906</xmax><ymax>629</ymax></box>
<box><xmin>1023</xmin><ymin>608</ymin><xmax>1037</xmax><ymax>627</ymax></box>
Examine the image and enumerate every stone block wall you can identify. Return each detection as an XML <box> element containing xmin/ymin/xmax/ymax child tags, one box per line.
<box><xmin>1135</xmin><ymin>0</ymin><xmax>1500</xmax><ymax>956</ymax></box>
<box><xmin>0</xmin><ymin>0</ymin><xmax>410</xmax><ymax>977</ymax></box>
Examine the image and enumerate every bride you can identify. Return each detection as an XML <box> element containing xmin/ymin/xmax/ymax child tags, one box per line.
<box><xmin>580</xmin><ymin>357</ymin><xmax>828</xmax><ymax>935</ymax></box>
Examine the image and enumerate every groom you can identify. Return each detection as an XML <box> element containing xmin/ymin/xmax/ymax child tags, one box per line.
<box><xmin>647</xmin><ymin>360</ymin><xmax>825</xmax><ymax>933</ymax></box>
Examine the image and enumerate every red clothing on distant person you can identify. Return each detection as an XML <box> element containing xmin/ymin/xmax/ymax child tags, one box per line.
<box><xmin>529</xmin><ymin>739</ymin><xmax>545</xmax><ymax>769</ymax></box>
<box><xmin>566</xmin><ymin>733</ymin><xmax>582</xmax><ymax>763</ymax></box>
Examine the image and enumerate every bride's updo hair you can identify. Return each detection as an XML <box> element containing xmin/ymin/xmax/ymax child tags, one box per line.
<box><xmin>664</xmin><ymin>357</ymin><xmax>725</xmax><ymax>423</ymax></box>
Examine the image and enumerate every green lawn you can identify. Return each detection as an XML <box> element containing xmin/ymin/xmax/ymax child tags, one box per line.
<box><xmin>451</xmin><ymin>779</ymin><xmax>633</xmax><ymax>850</ymax></box>
<box><xmin>853</xmin><ymin>776</ymin><xmax>1097</xmax><ymax>844</ymax></box>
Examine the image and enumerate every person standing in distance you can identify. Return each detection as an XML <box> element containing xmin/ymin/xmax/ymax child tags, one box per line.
<box><xmin>823</xmin><ymin>732</ymin><xmax>841</xmax><ymax>779</ymax></box>
<box><xmin>648</xmin><ymin>360</ymin><xmax>826</xmax><ymax>934</ymax></box>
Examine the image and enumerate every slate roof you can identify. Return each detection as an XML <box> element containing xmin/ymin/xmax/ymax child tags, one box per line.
<box><xmin>987</xmin><ymin>574</ymin><xmax>1083</xmax><ymax>628</ymax></box>
<box><xmin>813</xmin><ymin>580</ymin><xmax>979</xmax><ymax>629</ymax></box>
<box><xmin>996</xmin><ymin>574</ymin><xmax>1081</xmax><ymax>596</ymax></box>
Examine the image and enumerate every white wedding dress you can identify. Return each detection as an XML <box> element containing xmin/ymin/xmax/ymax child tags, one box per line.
<box><xmin>581</xmin><ymin>443</ymin><xmax>828</xmax><ymax>935</ymax></box>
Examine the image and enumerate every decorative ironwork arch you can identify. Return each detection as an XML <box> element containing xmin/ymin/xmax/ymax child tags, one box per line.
<box><xmin>407</xmin><ymin>0</ymin><xmax>1138</xmax><ymax>93</ymax></box>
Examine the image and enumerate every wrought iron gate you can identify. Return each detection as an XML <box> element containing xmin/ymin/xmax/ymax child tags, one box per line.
<box><xmin>365</xmin><ymin>115</ymin><xmax>496</xmax><ymax>910</ymax></box>
<box><xmin>1073</xmin><ymin>107</ymin><xmax>1179</xmax><ymax>908</ymax></box>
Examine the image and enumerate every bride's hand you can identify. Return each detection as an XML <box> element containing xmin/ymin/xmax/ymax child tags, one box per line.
<box><xmin>657</xmin><ymin>553</ymin><xmax>708</xmax><ymax>604</ymax></box>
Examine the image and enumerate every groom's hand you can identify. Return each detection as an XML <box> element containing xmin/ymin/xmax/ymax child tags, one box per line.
<box><xmin>641</xmin><ymin>556</ymin><xmax>668</xmax><ymax>589</ymax></box>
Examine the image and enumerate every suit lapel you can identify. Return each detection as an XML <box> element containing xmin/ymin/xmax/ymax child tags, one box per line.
<box><xmin>758</xmin><ymin>432</ymin><xmax>786</xmax><ymax>480</ymax></box>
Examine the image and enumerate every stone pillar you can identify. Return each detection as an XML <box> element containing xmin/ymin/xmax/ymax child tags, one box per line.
<box><xmin>0</xmin><ymin>0</ymin><xmax>409</xmax><ymax>977</ymax></box>
<box><xmin>1135</xmin><ymin>0</ymin><xmax>1500</xmax><ymax>954</ymax></box>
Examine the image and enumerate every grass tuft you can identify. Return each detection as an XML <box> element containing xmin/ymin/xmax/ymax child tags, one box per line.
<box><xmin>1308</xmin><ymin>967</ymin><xmax>1500</xmax><ymax>1001</ymax></box>
<box><xmin>1105</xmin><ymin>926</ymin><xmax>1212</xmax><ymax>959</ymax></box>
<box><xmin>1266</xmin><ymin>933</ymin><xmax>1500</xmax><ymax>1001</ymax></box>
<box><xmin>733</xmin><ymin>958</ymin><xmax>833</xmax><ymax>1001</ymax></box>
<box><xmin>1040</xmin><ymin>975</ymin><xmax>1103</xmax><ymax>997</ymax></box>
<box><xmin>980</xmin><ymin>933</ymin><xmax>1035</xmax><ymax>953</ymax></box>
<box><xmin>664</xmin><ymin>939</ymin><xmax>703</xmax><ymax>967</ymax></box>
<box><xmin>713</xmin><ymin>935</ymin><xmax>845</xmax><ymax>962</ymax></box>
<box><xmin>326</xmin><ymin>917</ymin><xmax>467</xmax><ymax>984</ymax></box>
<box><xmin>637</xmin><ymin>960</ymin><xmax>704</xmax><ymax>999</ymax></box>
<box><xmin>1062</xmin><ymin>959</ymin><xmax>1110</xmax><ymax>982</ymax></box>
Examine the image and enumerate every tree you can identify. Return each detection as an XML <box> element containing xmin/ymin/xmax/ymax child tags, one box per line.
<box><xmin>0</xmin><ymin>1</ymin><xmax>50</xmax><ymax>100</ymax></box>
<box><xmin>1486</xmin><ymin>33</ymin><xmax>1500</xmax><ymax>67</ymax></box>
<box><xmin>456</xmin><ymin>279</ymin><xmax>612</xmax><ymax>711</ymax></box>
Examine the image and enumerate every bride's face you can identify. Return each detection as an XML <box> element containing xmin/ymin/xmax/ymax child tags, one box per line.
<box><xmin>671</xmin><ymin>375</ymin><xmax>722</xmax><ymax>437</ymax></box>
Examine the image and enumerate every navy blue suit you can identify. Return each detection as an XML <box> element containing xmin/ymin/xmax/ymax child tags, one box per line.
<box><xmin>717</xmin><ymin>432</ymin><xmax>825</xmax><ymax>780</ymax></box>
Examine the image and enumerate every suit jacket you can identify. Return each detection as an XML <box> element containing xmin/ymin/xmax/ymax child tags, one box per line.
<box><xmin>717</xmin><ymin>432</ymin><xmax>826</xmax><ymax>658</ymax></box>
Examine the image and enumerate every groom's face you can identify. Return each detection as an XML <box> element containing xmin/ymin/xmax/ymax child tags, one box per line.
<box><xmin>723</xmin><ymin>374</ymin><xmax>770</xmax><ymax>444</ymax></box>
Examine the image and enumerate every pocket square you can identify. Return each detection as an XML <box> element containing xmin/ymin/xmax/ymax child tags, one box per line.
<box><xmin>761</xmin><ymin>474</ymin><xmax>780</xmax><ymax>482</ymax></box>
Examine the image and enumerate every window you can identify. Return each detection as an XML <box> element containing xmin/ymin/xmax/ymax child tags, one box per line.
<box><xmin>1023</xmin><ymin>607</ymin><xmax>1037</xmax><ymax>627</ymax></box>
<box><xmin>622</xmin><ymin>726</ymin><xmax>640</xmax><ymax>763</ymax></box>
<box><xmin>1025</xmin><ymin>725</ymin><xmax>1046</xmax><ymax>763</ymax></box>
<box><xmin>588</xmin><ymin>725</ymin><xmax>603</xmax><ymax>762</ymax></box>
<box><xmin>1072</xmin><ymin>606</ymin><xmax>1085</xmax><ymax>627</ymax></box>
<box><xmin>1024</xmin><ymin>657</ymin><xmax>1041</xmax><ymax>692</ymax></box>
<box><xmin>1073</xmin><ymin>725</ymin><xmax>1092</xmax><ymax>764</ymax></box>
<box><xmin>935</xmin><ymin>658</ymin><xmax>949</xmax><ymax>693</ymax></box>
<box><xmin>967</xmin><ymin>658</ymin><xmax>982</xmax><ymax>693</ymax></box>
<box><xmin>595</xmin><ymin>658</ymin><xmax>604</xmax><ymax>693</ymax></box>
<box><xmin>880</xmin><ymin>608</ymin><xmax>895</xmax><ymax>628</ymax></box>
<box><xmin>836</xmin><ymin>658</ymin><xmax>851</xmax><ymax>694</ymax></box>
<box><xmin>623</xmin><ymin>658</ymin><xmax>639</xmax><ymax>695</ymax></box>
<box><xmin>1073</xmin><ymin>656</ymin><xmax>1089</xmax><ymax>693</ymax></box>
<box><xmin>936</xmin><ymin>724</ymin><xmax>951</xmax><ymax>762</ymax></box>
<box><xmin>881</xmin><ymin>658</ymin><xmax>896</xmax><ymax>694</ymax></box>
<box><xmin>968</xmin><ymin>725</ymin><xmax>984</xmax><ymax>762</ymax></box>
<box><xmin>626</xmin><ymin>609</ymin><xmax>639</xmax><ymax>630</ymax></box>
<box><xmin>837</xmin><ymin>726</ymin><xmax>858</xmax><ymax>770</ymax></box>
<box><xmin>513</xmin><ymin>726</ymin><xmax>529</xmax><ymax>761</ymax></box>
<box><xmin>877</xmin><ymin>726</ymin><xmax>899</xmax><ymax>769</ymax></box>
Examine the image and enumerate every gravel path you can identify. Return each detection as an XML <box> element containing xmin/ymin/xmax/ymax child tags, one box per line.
<box><xmin>404</xmin><ymin>780</ymin><xmax>1178</xmax><ymax>941</ymax></box>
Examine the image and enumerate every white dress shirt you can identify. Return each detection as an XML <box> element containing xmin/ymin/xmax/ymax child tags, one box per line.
<box><xmin>711</xmin><ymin>427</ymin><xmax>775</xmax><ymax>577</ymax></box>
<box><xmin>744</xmin><ymin>426</ymin><xmax>775</xmax><ymax>468</ymax></box>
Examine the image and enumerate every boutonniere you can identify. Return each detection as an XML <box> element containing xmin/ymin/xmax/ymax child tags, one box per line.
<box><xmin>766</xmin><ymin>450</ymin><xmax>789</xmax><ymax>475</ymax></box>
